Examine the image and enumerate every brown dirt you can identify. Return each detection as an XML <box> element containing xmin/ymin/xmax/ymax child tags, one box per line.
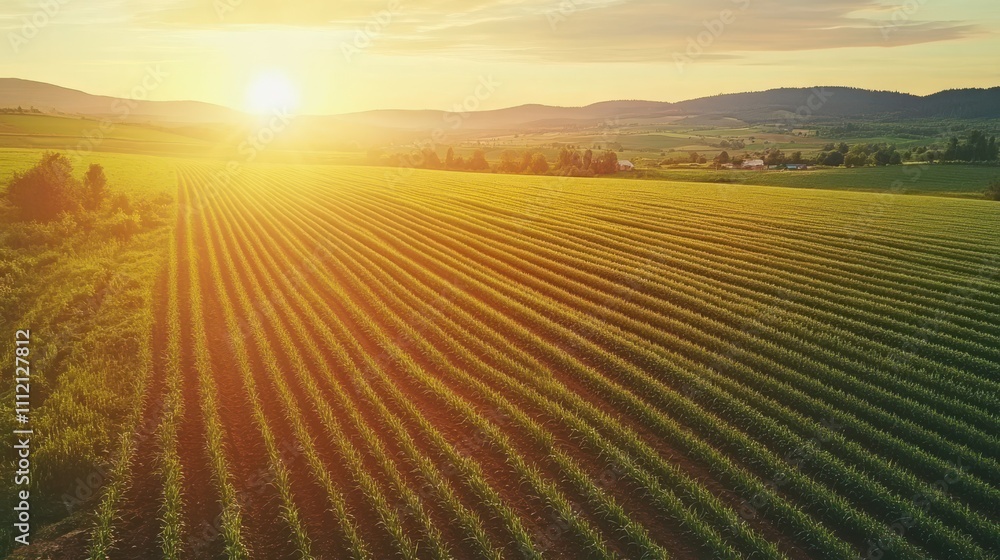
<box><xmin>186</xmin><ymin>173</ymin><xmax>299</xmax><ymax>560</ymax></box>
<box><xmin>106</xmin><ymin>265</ymin><xmax>171</xmax><ymax>559</ymax></box>
<box><xmin>327</xmin><ymin>186</ymin><xmax>823</xmax><ymax>560</ymax></box>
<box><xmin>173</xmin><ymin>175</ymin><xmax>227</xmax><ymax>560</ymax></box>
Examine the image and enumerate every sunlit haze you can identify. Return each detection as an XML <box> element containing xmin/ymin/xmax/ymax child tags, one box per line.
<box><xmin>1</xmin><ymin>0</ymin><xmax>999</xmax><ymax>114</ymax></box>
<box><xmin>245</xmin><ymin>71</ymin><xmax>300</xmax><ymax>114</ymax></box>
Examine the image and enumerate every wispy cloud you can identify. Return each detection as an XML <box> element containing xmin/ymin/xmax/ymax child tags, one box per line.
<box><xmin>123</xmin><ymin>0</ymin><xmax>981</xmax><ymax>62</ymax></box>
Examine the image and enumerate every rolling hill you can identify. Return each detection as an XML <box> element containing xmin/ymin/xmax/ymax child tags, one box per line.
<box><xmin>5</xmin><ymin>79</ymin><xmax>1000</xmax><ymax>129</ymax></box>
<box><xmin>0</xmin><ymin>78</ymin><xmax>244</xmax><ymax>124</ymax></box>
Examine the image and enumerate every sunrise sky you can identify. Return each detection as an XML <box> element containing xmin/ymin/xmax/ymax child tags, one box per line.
<box><xmin>2</xmin><ymin>0</ymin><xmax>999</xmax><ymax>115</ymax></box>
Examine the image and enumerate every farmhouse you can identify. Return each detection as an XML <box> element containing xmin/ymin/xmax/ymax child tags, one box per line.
<box><xmin>618</xmin><ymin>160</ymin><xmax>635</xmax><ymax>171</ymax></box>
<box><xmin>742</xmin><ymin>159</ymin><xmax>765</xmax><ymax>170</ymax></box>
<box><xmin>786</xmin><ymin>163</ymin><xmax>809</xmax><ymax>170</ymax></box>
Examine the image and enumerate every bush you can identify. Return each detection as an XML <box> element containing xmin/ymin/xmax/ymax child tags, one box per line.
<box><xmin>82</xmin><ymin>164</ymin><xmax>108</xmax><ymax>211</ymax></box>
<box><xmin>6</xmin><ymin>152</ymin><xmax>80</xmax><ymax>221</ymax></box>
<box><xmin>104</xmin><ymin>209</ymin><xmax>143</xmax><ymax>240</ymax></box>
<box><xmin>109</xmin><ymin>192</ymin><xmax>133</xmax><ymax>213</ymax></box>
<box><xmin>5</xmin><ymin>154</ymin><xmax>110</xmax><ymax>222</ymax></box>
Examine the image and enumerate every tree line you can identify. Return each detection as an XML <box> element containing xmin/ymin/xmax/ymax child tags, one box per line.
<box><xmin>0</xmin><ymin>106</ymin><xmax>42</xmax><ymax>114</ymax></box>
<box><xmin>691</xmin><ymin>132</ymin><xmax>999</xmax><ymax>169</ymax></box>
<box><xmin>375</xmin><ymin>146</ymin><xmax>623</xmax><ymax>176</ymax></box>
<box><xmin>551</xmin><ymin>148</ymin><xmax>620</xmax><ymax>176</ymax></box>
<box><xmin>940</xmin><ymin>131</ymin><xmax>998</xmax><ymax>162</ymax></box>
<box><xmin>377</xmin><ymin>147</ymin><xmax>491</xmax><ymax>171</ymax></box>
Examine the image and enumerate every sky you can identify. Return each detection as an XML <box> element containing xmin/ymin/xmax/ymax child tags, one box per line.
<box><xmin>1</xmin><ymin>0</ymin><xmax>999</xmax><ymax>114</ymax></box>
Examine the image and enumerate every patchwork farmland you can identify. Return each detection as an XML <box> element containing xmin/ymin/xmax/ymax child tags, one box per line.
<box><xmin>78</xmin><ymin>164</ymin><xmax>1000</xmax><ymax>560</ymax></box>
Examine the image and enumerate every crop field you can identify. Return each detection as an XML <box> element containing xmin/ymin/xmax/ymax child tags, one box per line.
<box><xmin>36</xmin><ymin>163</ymin><xmax>993</xmax><ymax>560</ymax></box>
<box><xmin>642</xmin><ymin>165</ymin><xmax>1000</xmax><ymax>197</ymax></box>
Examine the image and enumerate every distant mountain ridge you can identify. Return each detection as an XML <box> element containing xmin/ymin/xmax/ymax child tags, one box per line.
<box><xmin>671</xmin><ymin>87</ymin><xmax>1000</xmax><ymax>121</ymax></box>
<box><xmin>0</xmin><ymin>78</ymin><xmax>245</xmax><ymax>124</ymax></box>
<box><xmin>336</xmin><ymin>86</ymin><xmax>1000</xmax><ymax>130</ymax></box>
<box><xmin>1</xmin><ymin>78</ymin><xmax>999</xmax><ymax>129</ymax></box>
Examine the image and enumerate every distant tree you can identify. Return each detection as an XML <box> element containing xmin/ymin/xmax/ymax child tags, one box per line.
<box><xmin>468</xmin><ymin>149</ymin><xmax>490</xmax><ymax>171</ymax></box>
<box><xmin>944</xmin><ymin>137</ymin><xmax>959</xmax><ymax>161</ymax></box>
<box><xmin>844</xmin><ymin>152</ymin><xmax>867</xmax><ymax>167</ymax></box>
<box><xmin>6</xmin><ymin>152</ymin><xmax>80</xmax><ymax>221</ymax></box>
<box><xmin>557</xmin><ymin>147</ymin><xmax>574</xmax><ymax>169</ymax></box>
<box><xmin>499</xmin><ymin>150</ymin><xmax>520</xmax><ymax>173</ymax></box>
<box><xmin>530</xmin><ymin>153</ymin><xmax>550</xmax><ymax>174</ymax></box>
<box><xmin>445</xmin><ymin>147</ymin><xmax>455</xmax><ymax>168</ymax></box>
<box><xmin>519</xmin><ymin>151</ymin><xmax>535</xmax><ymax>173</ymax></box>
<box><xmin>790</xmin><ymin>151</ymin><xmax>803</xmax><ymax>164</ymax></box>
<box><xmin>697</xmin><ymin>156</ymin><xmax>707</xmax><ymax>164</ymax></box>
<box><xmin>595</xmin><ymin>150</ymin><xmax>619</xmax><ymax>174</ymax></box>
<box><xmin>689</xmin><ymin>151</ymin><xmax>700</xmax><ymax>163</ymax></box>
<box><xmin>837</xmin><ymin>142</ymin><xmax>850</xmax><ymax>154</ymax></box>
<box><xmin>583</xmin><ymin>149</ymin><xmax>593</xmax><ymax>171</ymax></box>
<box><xmin>453</xmin><ymin>156</ymin><xmax>466</xmax><ymax>169</ymax></box>
<box><xmin>716</xmin><ymin>151</ymin><xmax>731</xmax><ymax>165</ymax></box>
<box><xmin>420</xmin><ymin>148</ymin><xmax>442</xmax><ymax>169</ymax></box>
<box><xmin>82</xmin><ymin>164</ymin><xmax>108</xmax><ymax>211</ymax></box>
<box><xmin>822</xmin><ymin>151</ymin><xmax>845</xmax><ymax>166</ymax></box>
<box><xmin>986</xmin><ymin>178</ymin><xmax>1000</xmax><ymax>201</ymax></box>
<box><xmin>764</xmin><ymin>149</ymin><xmax>785</xmax><ymax>166</ymax></box>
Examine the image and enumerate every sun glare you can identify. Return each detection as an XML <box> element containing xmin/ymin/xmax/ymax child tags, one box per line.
<box><xmin>245</xmin><ymin>71</ymin><xmax>299</xmax><ymax>115</ymax></box>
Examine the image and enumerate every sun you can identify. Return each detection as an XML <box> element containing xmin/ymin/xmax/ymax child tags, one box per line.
<box><xmin>245</xmin><ymin>71</ymin><xmax>299</xmax><ymax>115</ymax></box>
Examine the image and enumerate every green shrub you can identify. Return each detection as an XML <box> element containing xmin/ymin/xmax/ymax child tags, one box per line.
<box><xmin>104</xmin><ymin>209</ymin><xmax>143</xmax><ymax>240</ymax></box>
<box><xmin>6</xmin><ymin>152</ymin><xmax>80</xmax><ymax>221</ymax></box>
<box><xmin>4</xmin><ymin>154</ymin><xmax>110</xmax><ymax>221</ymax></box>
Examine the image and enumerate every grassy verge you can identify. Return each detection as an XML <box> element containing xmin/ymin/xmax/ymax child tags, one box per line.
<box><xmin>0</xmin><ymin>151</ymin><xmax>175</xmax><ymax>556</ymax></box>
